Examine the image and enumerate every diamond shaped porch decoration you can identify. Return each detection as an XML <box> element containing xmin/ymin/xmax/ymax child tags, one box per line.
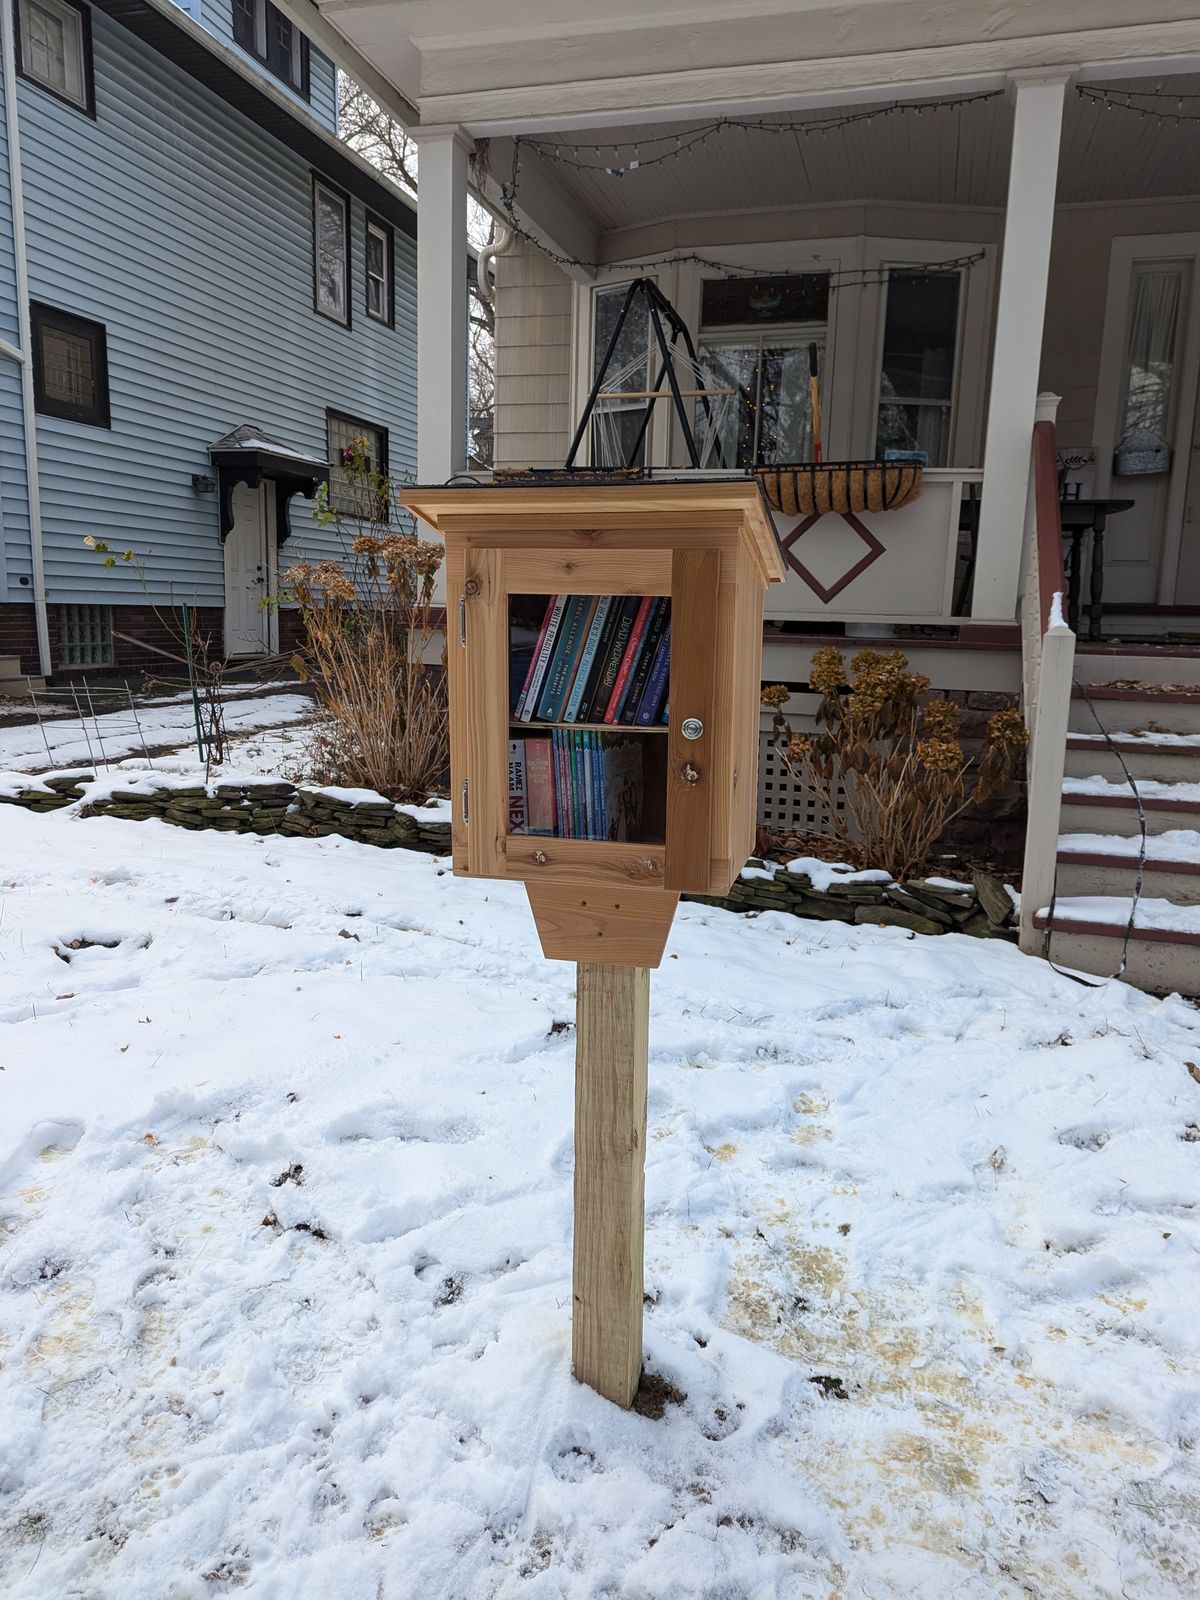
<box><xmin>780</xmin><ymin>512</ymin><xmax>885</xmax><ymax>604</ymax></box>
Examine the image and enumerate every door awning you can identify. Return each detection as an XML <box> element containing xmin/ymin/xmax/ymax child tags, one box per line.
<box><xmin>209</xmin><ymin>424</ymin><xmax>330</xmax><ymax>544</ymax></box>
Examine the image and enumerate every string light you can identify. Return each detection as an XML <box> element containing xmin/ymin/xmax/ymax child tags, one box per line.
<box><xmin>498</xmin><ymin>136</ymin><xmax>988</xmax><ymax>282</ymax></box>
<box><xmin>517</xmin><ymin>91</ymin><xmax>1004</xmax><ymax>177</ymax></box>
<box><xmin>1076</xmin><ymin>84</ymin><xmax>1200</xmax><ymax>122</ymax></box>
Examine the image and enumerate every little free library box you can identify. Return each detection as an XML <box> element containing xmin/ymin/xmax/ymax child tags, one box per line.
<box><xmin>400</xmin><ymin>476</ymin><xmax>786</xmax><ymax>1407</ymax></box>
<box><xmin>401</xmin><ymin>477</ymin><xmax>787</xmax><ymax>968</ymax></box>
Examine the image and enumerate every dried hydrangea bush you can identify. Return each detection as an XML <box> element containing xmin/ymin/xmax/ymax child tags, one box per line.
<box><xmin>285</xmin><ymin>438</ymin><xmax>447</xmax><ymax>801</ymax></box>
<box><xmin>762</xmin><ymin>646</ymin><xmax>1027</xmax><ymax>880</ymax></box>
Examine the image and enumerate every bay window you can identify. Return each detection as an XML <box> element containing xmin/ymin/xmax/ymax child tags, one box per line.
<box><xmin>695</xmin><ymin>273</ymin><xmax>829</xmax><ymax>468</ymax></box>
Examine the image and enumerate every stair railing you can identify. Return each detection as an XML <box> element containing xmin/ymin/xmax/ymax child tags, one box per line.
<box><xmin>1018</xmin><ymin>392</ymin><xmax>1076</xmax><ymax>954</ymax></box>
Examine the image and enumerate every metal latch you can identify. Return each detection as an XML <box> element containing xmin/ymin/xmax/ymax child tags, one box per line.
<box><xmin>458</xmin><ymin>593</ymin><xmax>467</xmax><ymax>647</ymax></box>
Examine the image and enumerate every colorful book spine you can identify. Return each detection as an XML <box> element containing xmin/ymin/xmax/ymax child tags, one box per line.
<box><xmin>519</xmin><ymin>595</ymin><xmax>568</xmax><ymax>722</ymax></box>
<box><xmin>590</xmin><ymin>731</ymin><xmax>604</xmax><ymax>841</ymax></box>
<box><xmin>587</xmin><ymin>597</ymin><xmax>639</xmax><ymax>725</ymax></box>
<box><xmin>551</xmin><ymin>730</ymin><xmax>567</xmax><ymax>837</ymax></box>
<box><xmin>513</xmin><ymin>598</ymin><xmax>555</xmax><ymax>718</ymax></box>
<box><xmin>563</xmin><ymin>597</ymin><xmax>611</xmax><ymax>722</ymax></box>
<box><xmin>603</xmin><ymin>596</ymin><xmax>655</xmax><ymax>724</ymax></box>
<box><xmin>619</xmin><ymin>598</ymin><xmax>669</xmax><ymax>725</ymax></box>
<box><xmin>576</xmin><ymin>732</ymin><xmax>588</xmax><ymax>838</ymax></box>
<box><xmin>537</xmin><ymin>596</ymin><xmax>590</xmax><ymax>722</ymax></box>
<box><xmin>576</xmin><ymin>597</ymin><xmax>624</xmax><ymax>723</ymax></box>
<box><xmin>525</xmin><ymin>737</ymin><xmax>555</xmax><ymax>836</ymax></box>
<box><xmin>635</xmin><ymin>622</ymin><xmax>672</xmax><ymax>726</ymax></box>
<box><xmin>508</xmin><ymin>739</ymin><xmax>528</xmax><ymax>834</ymax></box>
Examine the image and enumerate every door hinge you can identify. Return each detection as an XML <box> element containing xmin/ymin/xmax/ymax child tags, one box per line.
<box><xmin>460</xmin><ymin>778</ymin><xmax>469</xmax><ymax>826</ymax></box>
<box><xmin>458</xmin><ymin>593</ymin><xmax>467</xmax><ymax>647</ymax></box>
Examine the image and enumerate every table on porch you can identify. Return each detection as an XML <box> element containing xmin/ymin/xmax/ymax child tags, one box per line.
<box><xmin>956</xmin><ymin>494</ymin><xmax>1133</xmax><ymax>637</ymax></box>
<box><xmin>1059</xmin><ymin>498</ymin><xmax>1135</xmax><ymax>641</ymax></box>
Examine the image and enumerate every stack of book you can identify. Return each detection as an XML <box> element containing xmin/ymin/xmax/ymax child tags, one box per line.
<box><xmin>511</xmin><ymin>593</ymin><xmax>671</xmax><ymax>728</ymax></box>
<box><xmin>508</xmin><ymin>731</ymin><xmax>644</xmax><ymax>841</ymax></box>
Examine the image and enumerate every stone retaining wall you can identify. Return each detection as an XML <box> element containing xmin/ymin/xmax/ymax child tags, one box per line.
<box><xmin>0</xmin><ymin>770</ymin><xmax>1017</xmax><ymax>940</ymax></box>
<box><xmin>0</xmin><ymin>770</ymin><xmax>453</xmax><ymax>854</ymax></box>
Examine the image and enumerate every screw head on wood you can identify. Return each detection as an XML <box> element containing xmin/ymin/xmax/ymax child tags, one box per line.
<box><xmin>464</xmin><ymin>577</ymin><xmax>481</xmax><ymax>597</ymax></box>
<box><xmin>533</xmin><ymin>849</ymin><xmax>547</xmax><ymax>864</ymax></box>
<box><xmin>681</xmin><ymin>762</ymin><xmax>700</xmax><ymax>785</ymax></box>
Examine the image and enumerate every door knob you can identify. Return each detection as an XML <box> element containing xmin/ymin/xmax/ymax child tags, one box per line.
<box><xmin>681</xmin><ymin>717</ymin><xmax>704</xmax><ymax>740</ymax></box>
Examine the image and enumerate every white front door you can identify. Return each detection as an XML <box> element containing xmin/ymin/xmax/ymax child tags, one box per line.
<box><xmin>224</xmin><ymin>482</ymin><xmax>276</xmax><ymax>655</ymax></box>
<box><xmin>1093</xmin><ymin>233</ymin><xmax>1200</xmax><ymax>609</ymax></box>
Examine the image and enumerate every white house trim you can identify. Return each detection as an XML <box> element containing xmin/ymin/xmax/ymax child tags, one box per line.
<box><xmin>971</xmin><ymin>72</ymin><xmax>1070</xmax><ymax>622</ymax></box>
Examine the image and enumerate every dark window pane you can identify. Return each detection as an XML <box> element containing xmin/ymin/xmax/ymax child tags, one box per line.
<box><xmin>315</xmin><ymin>187</ymin><xmax>347</xmax><ymax>321</ymax></box>
<box><xmin>265</xmin><ymin>2</ymin><xmax>296</xmax><ymax>86</ymax></box>
<box><xmin>232</xmin><ymin>0</ymin><xmax>256</xmax><ymax>53</ymax></box>
<box><xmin>42</xmin><ymin>325</ymin><xmax>95</xmax><ymax>409</ymax></box>
<box><xmin>700</xmin><ymin>274</ymin><xmax>828</xmax><ymax>327</ymax></box>
<box><xmin>878</xmin><ymin>270</ymin><xmax>960</xmax><ymax>403</ymax></box>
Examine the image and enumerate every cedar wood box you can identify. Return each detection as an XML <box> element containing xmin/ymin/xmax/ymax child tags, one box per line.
<box><xmin>400</xmin><ymin>479</ymin><xmax>787</xmax><ymax>966</ymax></box>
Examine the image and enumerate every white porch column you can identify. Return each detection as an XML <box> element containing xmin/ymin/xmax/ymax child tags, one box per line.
<box><xmin>413</xmin><ymin>124</ymin><xmax>473</xmax><ymax>484</ymax></box>
<box><xmin>972</xmin><ymin>71</ymin><xmax>1070</xmax><ymax>621</ymax></box>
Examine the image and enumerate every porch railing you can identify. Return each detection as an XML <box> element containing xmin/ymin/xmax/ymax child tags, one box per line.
<box><xmin>1018</xmin><ymin>393</ymin><xmax>1075</xmax><ymax>954</ymax></box>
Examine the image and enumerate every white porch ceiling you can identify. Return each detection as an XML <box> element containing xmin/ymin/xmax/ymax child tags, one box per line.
<box><xmin>496</xmin><ymin>79</ymin><xmax>1200</xmax><ymax>243</ymax></box>
<box><xmin>316</xmin><ymin>0</ymin><xmax>1200</xmax><ymax>128</ymax></box>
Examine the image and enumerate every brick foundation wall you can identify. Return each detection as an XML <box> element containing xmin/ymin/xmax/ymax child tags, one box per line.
<box><xmin>0</xmin><ymin>604</ymin><xmax>39</xmax><ymax>676</ymax></box>
<box><xmin>1</xmin><ymin>602</ymin><xmax>309</xmax><ymax>682</ymax></box>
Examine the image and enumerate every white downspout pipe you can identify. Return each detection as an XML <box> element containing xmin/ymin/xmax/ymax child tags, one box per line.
<box><xmin>0</xmin><ymin>0</ymin><xmax>51</xmax><ymax>678</ymax></box>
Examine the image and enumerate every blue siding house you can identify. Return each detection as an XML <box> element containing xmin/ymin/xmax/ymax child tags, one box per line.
<box><xmin>0</xmin><ymin>0</ymin><xmax>417</xmax><ymax>682</ymax></box>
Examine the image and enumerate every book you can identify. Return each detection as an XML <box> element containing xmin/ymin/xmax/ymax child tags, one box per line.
<box><xmin>576</xmin><ymin>732</ymin><xmax>588</xmax><ymax>838</ymax></box>
<box><xmin>588</xmin><ymin>597</ymin><xmax>640</xmax><ymax>725</ymax></box>
<box><xmin>551</xmin><ymin>730</ymin><xmax>567</xmax><ymax>836</ymax></box>
<box><xmin>590</xmin><ymin>731</ymin><xmax>604</xmax><ymax>840</ymax></box>
<box><xmin>635</xmin><ymin>621</ymin><xmax>672</xmax><ymax>726</ymax></box>
<box><xmin>619</xmin><ymin>598</ymin><xmax>669</xmax><ymax>725</ymax></box>
<box><xmin>508</xmin><ymin>740</ymin><xmax>528</xmax><ymax>834</ymax></box>
<box><xmin>537</xmin><ymin>596</ymin><xmax>592</xmax><ymax>722</ymax></box>
<box><xmin>525</xmin><ymin>737</ymin><xmax>555</xmax><ymax>836</ymax></box>
<box><xmin>563</xmin><ymin>596</ymin><xmax>612</xmax><ymax>722</ymax></box>
<box><xmin>602</xmin><ymin>737</ymin><xmax>644</xmax><ymax>841</ymax></box>
<box><xmin>519</xmin><ymin>595</ymin><xmax>567</xmax><ymax>722</ymax></box>
<box><xmin>573</xmin><ymin>597</ymin><xmax>624</xmax><ymax>725</ymax></box>
<box><xmin>603</xmin><ymin>596</ymin><xmax>655</xmax><ymax>724</ymax></box>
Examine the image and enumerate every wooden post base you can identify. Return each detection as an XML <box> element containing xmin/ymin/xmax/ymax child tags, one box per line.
<box><xmin>571</xmin><ymin>961</ymin><xmax>649</xmax><ymax>1407</ymax></box>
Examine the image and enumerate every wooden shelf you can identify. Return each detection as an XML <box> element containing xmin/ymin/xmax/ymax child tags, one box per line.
<box><xmin>510</xmin><ymin>720</ymin><xmax>668</xmax><ymax>734</ymax></box>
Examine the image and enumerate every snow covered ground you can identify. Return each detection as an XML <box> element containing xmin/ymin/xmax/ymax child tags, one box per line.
<box><xmin>0</xmin><ymin>691</ymin><xmax>316</xmax><ymax>774</ymax></box>
<box><xmin>2</xmin><ymin>805</ymin><xmax>1199</xmax><ymax>1599</ymax></box>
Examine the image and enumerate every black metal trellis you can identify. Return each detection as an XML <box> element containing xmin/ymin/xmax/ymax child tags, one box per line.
<box><xmin>564</xmin><ymin>277</ymin><xmax>724</xmax><ymax>471</ymax></box>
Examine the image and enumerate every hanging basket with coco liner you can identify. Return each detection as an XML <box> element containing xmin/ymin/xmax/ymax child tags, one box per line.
<box><xmin>755</xmin><ymin>461</ymin><xmax>924</xmax><ymax>519</ymax></box>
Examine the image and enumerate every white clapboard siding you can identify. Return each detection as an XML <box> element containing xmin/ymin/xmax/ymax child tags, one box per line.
<box><xmin>493</xmin><ymin>238</ymin><xmax>573</xmax><ymax>469</ymax></box>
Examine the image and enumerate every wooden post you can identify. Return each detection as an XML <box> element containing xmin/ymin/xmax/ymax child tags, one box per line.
<box><xmin>572</xmin><ymin>961</ymin><xmax>649</xmax><ymax>1407</ymax></box>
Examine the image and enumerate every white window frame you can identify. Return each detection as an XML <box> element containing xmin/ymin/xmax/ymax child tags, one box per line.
<box><xmin>19</xmin><ymin>0</ymin><xmax>89</xmax><ymax>111</ymax></box>
<box><xmin>572</xmin><ymin>234</ymin><xmax>994</xmax><ymax>472</ymax></box>
<box><xmin>365</xmin><ymin>219</ymin><xmax>391</xmax><ymax>325</ymax></box>
<box><xmin>856</xmin><ymin>237</ymin><xmax>994</xmax><ymax>470</ymax></box>
<box><xmin>313</xmin><ymin>180</ymin><xmax>350</xmax><ymax>327</ymax></box>
<box><xmin>571</xmin><ymin>269</ymin><xmax>671</xmax><ymax>468</ymax></box>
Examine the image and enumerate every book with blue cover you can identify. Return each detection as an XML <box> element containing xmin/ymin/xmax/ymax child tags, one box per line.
<box><xmin>536</xmin><ymin>596</ymin><xmax>591</xmax><ymax>722</ymax></box>
<box><xmin>635</xmin><ymin>621</ymin><xmax>672</xmax><ymax>726</ymax></box>
<box><xmin>563</xmin><ymin>597</ymin><xmax>611</xmax><ymax>722</ymax></box>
